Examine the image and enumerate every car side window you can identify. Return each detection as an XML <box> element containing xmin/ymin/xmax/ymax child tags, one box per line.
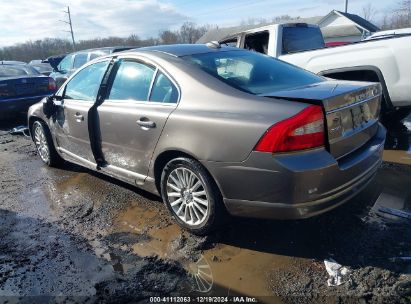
<box><xmin>149</xmin><ymin>71</ymin><xmax>178</xmax><ymax>103</ymax></box>
<box><xmin>244</xmin><ymin>31</ymin><xmax>269</xmax><ymax>54</ymax></box>
<box><xmin>73</xmin><ymin>53</ymin><xmax>88</xmax><ymax>69</ymax></box>
<box><xmin>58</xmin><ymin>55</ymin><xmax>73</xmax><ymax>73</ymax></box>
<box><xmin>108</xmin><ymin>60</ymin><xmax>155</xmax><ymax>101</ymax></box>
<box><xmin>64</xmin><ymin>61</ymin><xmax>109</xmax><ymax>101</ymax></box>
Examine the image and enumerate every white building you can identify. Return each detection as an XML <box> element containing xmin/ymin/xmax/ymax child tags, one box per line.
<box><xmin>319</xmin><ymin>10</ymin><xmax>380</xmax><ymax>43</ymax></box>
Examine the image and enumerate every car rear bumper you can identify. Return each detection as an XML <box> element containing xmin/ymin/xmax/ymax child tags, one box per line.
<box><xmin>203</xmin><ymin>123</ymin><xmax>386</xmax><ymax>219</ymax></box>
<box><xmin>0</xmin><ymin>95</ymin><xmax>49</xmax><ymax>116</ymax></box>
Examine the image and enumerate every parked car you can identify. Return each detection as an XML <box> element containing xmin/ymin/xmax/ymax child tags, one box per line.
<box><xmin>30</xmin><ymin>63</ymin><xmax>53</xmax><ymax>76</ymax></box>
<box><xmin>28</xmin><ymin>45</ymin><xmax>385</xmax><ymax>235</ymax></box>
<box><xmin>49</xmin><ymin>46</ymin><xmax>134</xmax><ymax>88</ymax></box>
<box><xmin>216</xmin><ymin>23</ymin><xmax>411</xmax><ymax>121</ymax></box>
<box><xmin>0</xmin><ymin>63</ymin><xmax>56</xmax><ymax>118</ymax></box>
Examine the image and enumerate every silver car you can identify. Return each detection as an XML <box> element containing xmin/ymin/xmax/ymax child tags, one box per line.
<box><xmin>28</xmin><ymin>44</ymin><xmax>385</xmax><ymax>235</ymax></box>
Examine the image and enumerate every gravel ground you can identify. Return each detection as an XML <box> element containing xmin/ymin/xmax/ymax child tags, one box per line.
<box><xmin>0</xmin><ymin>117</ymin><xmax>410</xmax><ymax>303</ymax></box>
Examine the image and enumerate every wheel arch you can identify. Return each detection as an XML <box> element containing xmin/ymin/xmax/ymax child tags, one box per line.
<box><xmin>152</xmin><ymin>149</ymin><xmax>223</xmax><ymax>198</ymax></box>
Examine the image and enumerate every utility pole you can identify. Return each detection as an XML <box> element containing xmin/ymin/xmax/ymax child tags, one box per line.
<box><xmin>59</xmin><ymin>6</ymin><xmax>76</xmax><ymax>51</ymax></box>
<box><xmin>345</xmin><ymin>0</ymin><xmax>348</xmax><ymax>13</ymax></box>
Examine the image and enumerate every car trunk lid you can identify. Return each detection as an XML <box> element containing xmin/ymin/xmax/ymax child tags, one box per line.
<box><xmin>262</xmin><ymin>81</ymin><xmax>382</xmax><ymax>159</ymax></box>
<box><xmin>0</xmin><ymin>76</ymin><xmax>50</xmax><ymax>99</ymax></box>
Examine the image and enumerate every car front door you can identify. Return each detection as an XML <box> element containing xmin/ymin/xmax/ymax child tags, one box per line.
<box><xmin>52</xmin><ymin>60</ymin><xmax>110</xmax><ymax>166</ymax></box>
<box><xmin>96</xmin><ymin>58</ymin><xmax>179</xmax><ymax>183</ymax></box>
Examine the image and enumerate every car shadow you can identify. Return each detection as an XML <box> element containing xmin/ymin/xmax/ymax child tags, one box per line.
<box><xmin>216</xmin><ymin>170</ymin><xmax>410</xmax><ymax>272</ymax></box>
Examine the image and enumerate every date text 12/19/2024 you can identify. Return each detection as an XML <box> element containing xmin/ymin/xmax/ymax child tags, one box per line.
<box><xmin>150</xmin><ymin>297</ymin><xmax>259</xmax><ymax>303</ymax></box>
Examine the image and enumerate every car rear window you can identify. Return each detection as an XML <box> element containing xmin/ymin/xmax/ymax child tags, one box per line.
<box><xmin>149</xmin><ymin>71</ymin><xmax>179</xmax><ymax>103</ymax></box>
<box><xmin>0</xmin><ymin>65</ymin><xmax>39</xmax><ymax>77</ymax></box>
<box><xmin>282</xmin><ymin>26</ymin><xmax>325</xmax><ymax>54</ymax></box>
<box><xmin>182</xmin><ymin>50</ymin><xmax>323</xmax><ymax>95</ymax></box>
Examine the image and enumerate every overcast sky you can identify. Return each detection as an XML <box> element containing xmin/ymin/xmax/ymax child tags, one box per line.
<box><xmin>0</xmin><ymin>0</ymin><xmax>393</xmax><ymax>47</ymax></box>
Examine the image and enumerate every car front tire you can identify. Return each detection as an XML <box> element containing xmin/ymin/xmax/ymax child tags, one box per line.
<box><xmin>160</xmin><ymin>157</ymin><xmax>224</xmax><ymax>235</ymax></box>
<box><xmin>32</xmin><ymin>120</ymin><xmax>63</xmax><ymax>167</ymax></box>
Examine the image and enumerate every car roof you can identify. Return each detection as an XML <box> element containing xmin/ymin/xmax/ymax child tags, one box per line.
<box><xmin>69</xmin><ymin>46</ymin><xmax>134</xmax><ymax>56</ymax></box>
<box><xmin>137</xmin><ymin>44</ymin><xmax>242</xmax><ymax>57</ymax></box>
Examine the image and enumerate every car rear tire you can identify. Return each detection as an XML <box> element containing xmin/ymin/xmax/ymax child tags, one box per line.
<box><xmin>160</xmin><ymin>157</ymin><xmax>225</xmax><ymax>235</ymax></box>
<box><xmin>32</xmin><ymin>120</ymin><xmax>63</xmax><ymax>167</ymax></box>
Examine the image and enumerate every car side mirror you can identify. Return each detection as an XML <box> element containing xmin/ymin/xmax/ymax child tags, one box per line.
<box><xmin>43</xmin><ymin>94</ymin><xmax>62</xmax><ymax>118</ymax></box>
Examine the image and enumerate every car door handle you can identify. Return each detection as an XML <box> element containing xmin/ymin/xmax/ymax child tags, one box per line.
<box><xmin>137</xmin><ymin>118</ymin><xmax>156</xmax><ymax>128</ymax></box>
<box><xmin>74</xmin><ymin>113</ymin><xmax>84</xmax><ymax>122</ymax></box>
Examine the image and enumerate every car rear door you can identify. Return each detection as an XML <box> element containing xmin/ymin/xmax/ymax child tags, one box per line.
<box><xmin>96</xmin><ymin>58</ymin><xmax>179</xmax><ymax>184</ymax></box>
<box><xmin>53</xmin><ymin>60</ymin><xmax>110</xmax><ymax>166</ymax></box>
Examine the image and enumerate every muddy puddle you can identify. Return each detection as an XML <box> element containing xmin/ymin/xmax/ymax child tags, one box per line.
<box><xmin>112</xmin><ymin>202</ymin><xmax>290</xmax><ymax>301</ymax></box>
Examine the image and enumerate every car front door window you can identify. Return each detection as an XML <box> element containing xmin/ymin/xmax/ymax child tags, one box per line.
<box><xmin>64</xmin><ymin>61</ymin><xmax>110</xmax><ymax>101</ymax></box>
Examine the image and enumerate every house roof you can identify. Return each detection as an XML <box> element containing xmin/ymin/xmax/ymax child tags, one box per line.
<box><xmin>337</xmin><ymin>11</ymin><xmax>380</xmax><ymax>32</ymax></box>
<box><xmin>318</xmin><ymin>10</ymin><xmax>380</xmax><ymax>33</ymax></box>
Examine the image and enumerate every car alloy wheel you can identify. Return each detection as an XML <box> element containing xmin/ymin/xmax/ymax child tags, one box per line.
<box><xmin>166</xmin><ymin>167</ymin><xmax>209</xmax><ymax>226</ymax></box>
<box><xmin>33</xmin><ymin>122</ymin><xmax>50</xmax><ymax>163</ymax></box>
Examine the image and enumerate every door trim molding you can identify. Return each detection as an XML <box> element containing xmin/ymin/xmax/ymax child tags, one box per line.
<box><xmin>58</xmin><ymin>147</ymin><xmax>97</xmax><ymax>168</ymax></box>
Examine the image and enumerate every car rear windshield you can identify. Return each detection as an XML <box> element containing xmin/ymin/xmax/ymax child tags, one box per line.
<box><xmin>0</xmin><ymin>65</ymin><xmax>39</xmax><ymax>78</ymax></box>
<box><xmin>182</xmin><ymin>50</ymin><xmax>323</xmax><ymax>95</ymax></box>
<box><xmin>282</xmin><ymin>26</ymin><xmax>325</xmax><ymax>54</ymax></box>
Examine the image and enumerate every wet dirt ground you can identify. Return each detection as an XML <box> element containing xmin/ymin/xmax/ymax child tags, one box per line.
<box><xmin>0</xmin><ymin>115</ymin><xmax>410</xmax><ymax>303</ymax></box>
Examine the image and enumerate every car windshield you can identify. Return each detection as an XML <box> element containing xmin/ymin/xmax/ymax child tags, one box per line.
<box><xmin>0</xmin><ymin>65</ymin><xmax>40</xmax><ymax>78</ymax></box>
<box><xmin>182</xmin><ymin>50</ymin><xmax>324</xmax><ymax>95</ymax></box>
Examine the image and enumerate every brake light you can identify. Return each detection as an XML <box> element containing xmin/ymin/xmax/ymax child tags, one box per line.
<box><xmin>254</xmin><ymin>105</ymin><xmax>325</xmax><ymax>153</ymax></box>
<box><xmin>48</xmin><ymin>78</ymin><xmax>57</xmax><ymax>91</ymax></box>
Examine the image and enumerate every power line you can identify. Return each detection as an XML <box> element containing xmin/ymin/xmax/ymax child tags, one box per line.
<box><xmin>59</xmin><ymin>6</ymin><xmax>76</xmax><ymax>51</ymax></box>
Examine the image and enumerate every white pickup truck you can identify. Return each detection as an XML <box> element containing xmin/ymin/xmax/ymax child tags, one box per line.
<box><xmin>217</xmin><ymin>23</ymin><xmax>411</xmax><ymax>120</ymax></box>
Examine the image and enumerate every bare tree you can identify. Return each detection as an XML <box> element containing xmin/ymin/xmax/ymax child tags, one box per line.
<box><xmin>377</xmin><ymin>1</ymin><xmax>411</xmax><ymax>29</ymax></box>
<box><xmin>179</xmin><ymin>22</ymin><xmax>207</xmax><ymax>44</ymax></box>
<box><xmin>396</xmin><ymin>0</ymin><xmax>411</xmax><ymax>24</ymax></box>
<box><xmin>362</xmin><ymin>3</ymin><xmax>377</xmax><ymax>22</ymax></box>
<box><xmin>159</xmin><ymin>30</ymin><xmax>179</xmax><ymax>44</ymax></box>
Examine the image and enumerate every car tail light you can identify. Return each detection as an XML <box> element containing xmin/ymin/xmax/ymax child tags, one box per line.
<box><xmin>254</xmin><ymin>105</ymin><xmax>325</xmax><ymax>153</ymax></box>
<box><xmin>48</xmin><ymin>78</ymin><xmax>57</xmax><ymax>91</ymax></box>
